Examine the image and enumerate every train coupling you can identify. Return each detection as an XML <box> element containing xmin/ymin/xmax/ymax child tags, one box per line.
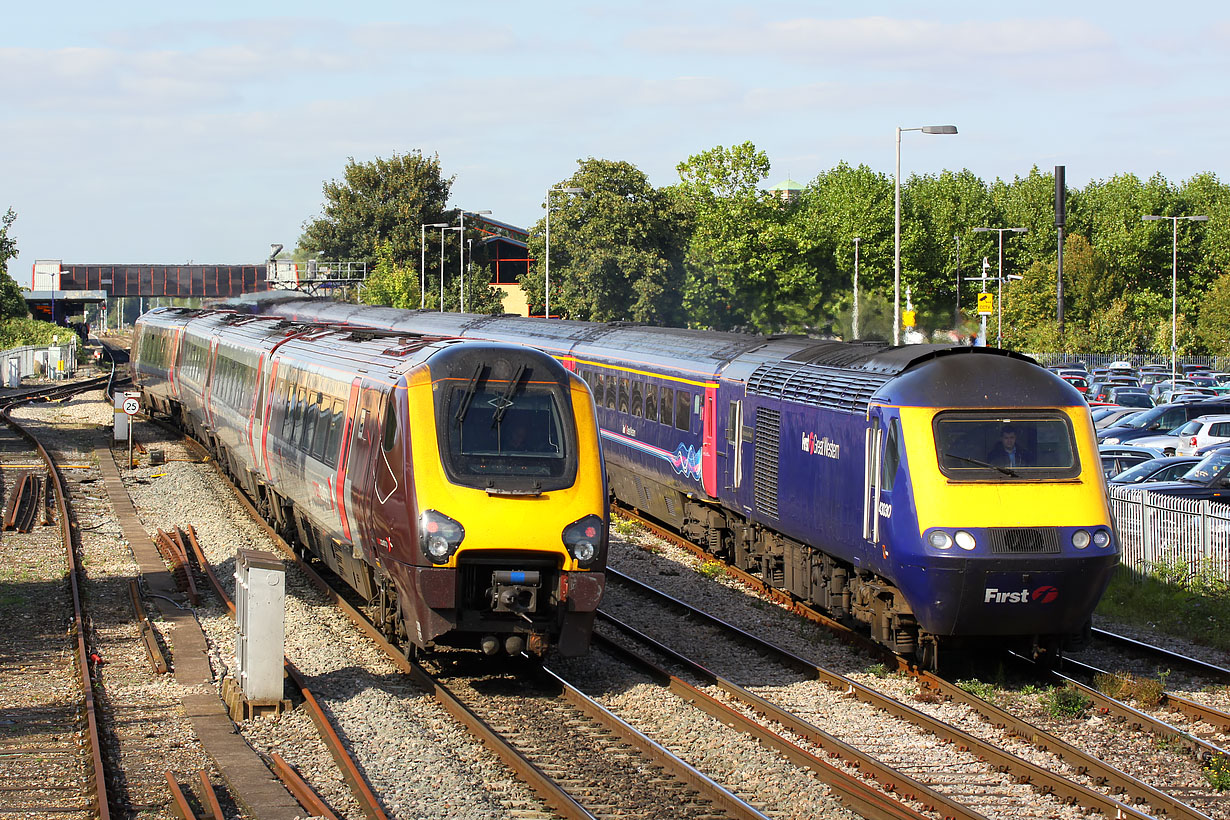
<box><xmin>491</xmin><ymin>570</ymin><xmax>540</xmax><ymax>619</ymax></box>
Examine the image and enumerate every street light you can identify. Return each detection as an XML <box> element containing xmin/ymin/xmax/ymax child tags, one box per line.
<box><xmin>545</xmin><ymin>186</ymin><xmax>583</xmax><ymax>318</ymax></box>
<box><xmin>440</xmin><ymin>226</ymin><xmax>461</xmax><ymax>312</ymax></box>
<box><xmin>1142</xmin><ymin>213</ymin><xmax>1210</xmax><ymax>386</ymax></box>
<box><xmin>852</xmin><ymin>236</ymin><xmax>861</xmax><ymax>340</ymax></box>
<box><xmin>421</xmin><ymin>222</ymin><xmax>449</xmax><ymax>309</ymax></box>
<box><xmin>895</xmin><ymin>124</ymin><xmax>957</xmax><ymax>344</ymax></box>
<box><xmin>972</xmin><ymin>226</ymin><xmax>1027</xmax><ymax>347</ymax></box>
<box><xmin>458</xmin><ymin>210</ymin><xmax>491</xmax><ymax>313</ymax></box>
<box><xmin>953</xmin><ymin>233</ymin><xmax>961</xmax><ymax>329</ymax></box>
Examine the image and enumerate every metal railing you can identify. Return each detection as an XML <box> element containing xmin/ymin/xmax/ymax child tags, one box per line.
<box><xmin>1109</xmin><ymin>485</ymin><xmax>1230</xmax><ymax>581</ymax></box>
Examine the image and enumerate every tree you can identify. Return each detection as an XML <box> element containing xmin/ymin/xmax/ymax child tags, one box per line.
<box><xmin>523</xmin><ymin>159</ymin><xmax>687</xmax><ymax>324</ymax></box>
<box><xmin>362</xmin><ymin>240</ymin><xmax>503</xmax><ymax>313</ymax></box>
<box><xmin>299</xmin><ymin>152</ymin><xmax>453</xmax><ymax>267</ymax></box>
<box><xmin>1195</xmin><ymin>272</ymin><xmax>1230</xmax><ymax>356</ymax></box>
<box><xmin>0</xmin><ymin>208</ymin><xmax>27</xmax><ymax>319</ymax></box>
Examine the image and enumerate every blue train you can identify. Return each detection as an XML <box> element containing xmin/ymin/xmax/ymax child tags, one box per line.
<box><xmin>236</xmin><ymin>296</ymin><xmax>1119</xmax><ymax>667</ymax></box>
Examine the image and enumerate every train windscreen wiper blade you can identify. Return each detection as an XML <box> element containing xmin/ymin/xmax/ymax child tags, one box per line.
<box><xmin>491</xmin><ymin>364</ymin><xmax>526</xmax><ymax>427</ymax></box>
<box><xmin>943</xmin><ymin>451</ymin><xmax>1017</xmax><ymax>477</ymax></box>
<box><xmin>454</xmin><ymin>364</ymin><xmax>484</xmax><ymax>425</ymax></box>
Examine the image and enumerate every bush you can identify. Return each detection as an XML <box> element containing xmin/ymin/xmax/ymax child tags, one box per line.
<box><xmin>1044</xmin><ymin>685</ymin><xmax>1092</xmax><ymax>719</ymax></box>
<box><xmin>1092</xmin><ymin>669</ymin><xmax>1170</xmax><ymax>708</ymax></box>
<box><xmin>1204</xmin><ymin>753</ymin><xmax>1230</xmax><ymax>791</ymax></box>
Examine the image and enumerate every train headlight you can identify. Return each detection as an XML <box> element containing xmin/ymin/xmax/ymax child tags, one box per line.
<box><xmin>562</xmin><ymin>514</ymin><xmax>604</xmax><ymax>567</ymax></box>
<box><xmin>1072</xmin><ymin>529</ymin><xmax>1091</xmax><ymax>549</ymax></box>
<box><xmin>419</xmin><ymin>510</ymin><xmax>465</xmax><ymax>564</ymax></box>
<box><xmin>1092</xmin><ymin>529</ymin><xmax>1112</xmax><ymax>549</ymax></box>
<box><xmin>954</xmin><ymin>531</ymin><xmax>977</xmax><ymax>551</ymax></box>
<box><xmin>927</xmin><ymin>531</ymin><xmax>953</xmax><ymax>550</ymax></box>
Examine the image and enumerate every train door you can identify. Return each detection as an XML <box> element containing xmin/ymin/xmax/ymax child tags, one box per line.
<box><xmin>701</xmin><ymin>385</ymin><xmax>718</xmax><ymax>498</ymax></box>
<box><xmin>725</xmin><ymin>396</ymin><xmax>744</xmax><ymax>493</ymax></box>
<box><xmin>863</xmin><ymin>409</ymin><xmax>903</xmax><ymax>569</ymax></box>
<box><xmin>349</xmin><ymin>383</ymin><xmax>394</xmax><ymax>553</ymax></box>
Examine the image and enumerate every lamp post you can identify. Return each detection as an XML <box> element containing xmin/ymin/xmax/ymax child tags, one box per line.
<box><xmin>1142</xmin><ymin>213</ymin><xmax>1209</xmax><ymax>386</ymax></box>
<box><xmin>421</xmin><ymin>222</ymin><xmax>449</xmax><ymax>309</ymax></box>
<box><xmin>895</xmin><ymin>124</ymin><xmax>958</xmax><ymax>344</ymax></box>
<box><xmin>440</xmin><ymin>226</ymin><xmax>461</xmax><ymax>312</ymax></box>
<box><xmin>545</xmin><ymin>186</ymin><xmax>583</xmax><ymax>318</ymax></box>
<box><xmin>852</xmin><ymin>236</ymin><xmax>861</xmax><ymax>340</ymax></box>
<box><xmin>972</xmin><ymin>226</ymin><xmax>1027</xmax><ymax>347</ymax></box>
<box><xmin>457</xmin><ymin>210</ymin><xmax>491</xmax><ymax>313</ymax></box>
<box><xmin>953</xmin><ymin>233</ymin><xmax>961</xmax><ymax>328</ymax></box>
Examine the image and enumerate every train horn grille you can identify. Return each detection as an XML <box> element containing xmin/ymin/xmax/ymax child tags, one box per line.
<box><xmin>987</xmin><ymin>528</ymin><xmax>1061</xmax><ymax>554</ymax></box>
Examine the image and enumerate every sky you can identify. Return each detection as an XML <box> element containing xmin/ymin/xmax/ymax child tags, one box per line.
<box><xmin>4</xmin><ymin>2</ymin><xmax>1228</xmax><ymax>274</ymax></box>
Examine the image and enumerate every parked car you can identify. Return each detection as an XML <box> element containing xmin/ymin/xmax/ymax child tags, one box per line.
<box><xmin>1108</xmin><ymin>456</ymin><xmax>1202</xmax><ymax>485</ymax></box>
<box><xmin>1100</xmin><ymin>445</ymin><xmax>1161</xmax><ymax>478</ymax></box>
<box><xmin>1061</xmin><ymin>374</ymin><xmax>1089</xmax><ymax>394</ymax></box>
<box><xmin>1181</xmin><ymin>363</ymin><xmax>1213</xmax><ymax>376</ymax></box>
<box><xmin>1102</xmin><ymin>386</ymin><xmax>1153</xmax><ymax>408</ymax></box>
<box><xmin>1173</xmin><ymin>414</ymin><xmax>1230</xmax><ymax>456</ymax></box>
<box><xmin>1156</xmin><ymin>389</ymin><xmax>1217</xmax><ymax>404</ymax></box>
<box><xmin>1092</xmin><ymin>406</ymin><xmax>1143</xmax><ymax>430</ymax></box>
<box><xmin>1098</xmin><ymin>399</ymin><xmax>1230</xmax><ymax>445</ymax></box>
<box><xmin>1150</xmin><ymin>379</ymin><xmax>1198</xmax><ymax>399</ymax></box>
<box><xmin>1089</xmin><ymin>378</ymin><xmax>1142</xmax><ymax>402</ymax></box>
<box><xmin>1135</xmin><ymin>449</ymin><xmax>1230</xmax><ymax>501</ymax></box>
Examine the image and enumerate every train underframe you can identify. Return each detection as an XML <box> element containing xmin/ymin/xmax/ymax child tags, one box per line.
<box><xmin>609</xmin><ymin>465</ymin><xmax>1077</xmax><ymax>670</ymax></box>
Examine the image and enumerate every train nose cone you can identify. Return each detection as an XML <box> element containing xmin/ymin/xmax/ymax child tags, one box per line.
<box><xmin>480</xmin><ymin>635</ymin><xmax>500</xmax><ymax>655</ymax></box>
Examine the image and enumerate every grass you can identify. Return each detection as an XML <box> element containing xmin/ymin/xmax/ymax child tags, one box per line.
<box><xmin>697</xmin><ymin>560</ymin><xmax>726</xmax><ymax>580</ymax></box>
<box><xmin>1096</xmin><ymin>562</ymin><xmax>1230</xmax><ymax>652</ymax></box>
<box><xmin>612</xmin><ymin>517</ymin><xmax>645</xmax><ymax>538</ymax></box>
<box><xmin>1092</xmin><ymin>669</ymin><xmax>1170</xmax><ymax>708</ymax></box>
<box><xmin>1204</xmin><ymin>753</ymin><xmax>1230</xmax><ymax>790</ymax></box>
<box><xmin>956</xmin><ymin>678</ymin><xmax>998</xmax><ymax>701</ymax></box>
<box><xmin>865</xmin><ymin>663</ymin><xmax>892</xmax><ymax>678</ymax></box>
<box><xmin>1044</xmin><ymin>684</ymin><xmax>1092</xmax><ymax>719</ymax></box>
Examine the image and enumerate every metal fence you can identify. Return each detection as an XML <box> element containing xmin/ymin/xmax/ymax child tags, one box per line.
<box><xmin>0</xmin><ymin>339</ymin><xmax>78</xmax><ymax>386</ymax></box>
<box><xmin>1028</xmin><ymin>352</ymin><xmax>1230</xmax><ymax>371</ymax></box>
<box><xmin>1109</xmin><ymin>485</ymin><xmax>1230</xmax><ymax>581</ymax></box>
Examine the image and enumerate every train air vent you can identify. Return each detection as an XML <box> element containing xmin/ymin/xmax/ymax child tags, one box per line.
<box><xmin>986</xmin><ymin>528</ymin><xmax>1061</xmax><ymax>554</ymax></box>
<box><xmin>753</xmin><ymin>408</ymin><xmax>781</xmax><ymax>518</ymax></box>
<box><xmin>746</xmin><ymin>363</ymin><xmax>890</xmax><ymax>414</ymax></box>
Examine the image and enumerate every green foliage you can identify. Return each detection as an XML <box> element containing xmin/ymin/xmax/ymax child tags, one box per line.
<box><xmin>697</xmin><ymin>560</ymin><xmax>726</xmax><ymax>580</ymax></box>
<box><xmin>1097</xmin><ymin>563</ymin><xmax>1230</xmax><ymax>652</ymax></box>
<box><xmin>865</xmin><ymin>663</ymin><xmax>891</xmax><ymax>678</ymax></box>
<box><xmin>1203</xmin><ymin>753</ymin><xmax>1230</xmax><ymax>790</ymax></box>
<box><xmin>1044</xmin><ymin>685</ymin><xmax>1092</xmax><ymax>719</ymax></box>
<box><xmin>612</xmin><ymin>516</ymin><xmax>645</xmax><ymax>538</ymax></box>
<box><xmin>0</xmin><ymin>208</ymin><xmax>27</xmax><ymax>320</ymax></box>
<box><xmin>1092</xmin><ymin>669</ymin><xmax>1170</xmax><ymax>708</ymax></box>
<box><xmin>955</xmin><ymin>678</ymin><xmax>998</xmax><ymax>700</ymax></box>
<box><xmin>524</xmin><ymin>159</ymin><xmax>687</xmax><ymax>324</ymax></box>
<box><xmin>299</xmin><ymin>152</ymin><xmax>453</xmax><ymax>267</ymax></box>
<box><xmin>0</xmin><ymin>318</ymin><xmax>75</xmax><ymax>350</ymax></box>
<box><xmin>361</xmin><ymin>240</ymin><xmax>503</xmax><ymax>314</ymax></box>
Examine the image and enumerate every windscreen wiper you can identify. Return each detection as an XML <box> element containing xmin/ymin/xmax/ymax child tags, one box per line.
<box><xmin>943</xmin><ymin>452</ymin><xmax>1017</xmax><ymax>477</ymax></box>
<box><xmin>454</xmin><ymin>364</ymin><xmax>485</xmax><ymax>425</ymax></box>
<box><xmin>491</xmin><ymin>363</ymin><xmax>526</xmax><ymax>427</ymax></box>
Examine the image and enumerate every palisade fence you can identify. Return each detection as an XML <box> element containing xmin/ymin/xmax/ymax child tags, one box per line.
<box><xmin>1109</xmin><ymin>485</ymin><xmax>1230</xmax><ymax>583</ymax></box>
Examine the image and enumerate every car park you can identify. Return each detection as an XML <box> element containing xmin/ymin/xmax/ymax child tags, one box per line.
<box><xmin>1102</xmin><ymin>386</ymin><xmax>1153</xmax><ymax>408</ymax></box>
<box><xmin>1173</xmin><ymin>414</ymin><xmax>1230</xmax><ymax>456</ymax></box>
<box><xmin>1108</xmin><ymin>456</ymin><xmax>1202</xmax><ymax>485</ymax></box>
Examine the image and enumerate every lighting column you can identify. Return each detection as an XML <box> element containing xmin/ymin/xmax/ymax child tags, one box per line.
<box><xmin>1142</xmin><ymin>213</ymin><xmax>1210</xmax><ymax>386</ymax></box>
<box><xmin>545</xmin><ymin>186</ymin><xmax>583</xmax><ymax>319</ymax></box>
<box><xmin>852</xmin><ymin>236</ymin><xmax>861</xmax><ymax>340</ymax></box>
<box><xmin>894</xmin><ymin>124</ymin><xmax>958</xmax><ymax>344</ymax></box>
<box><xmin>421</xmin><ymin>222</ymin><xmax>448</xmax><ymax>309</ymax></box>
<box><xmin>458</xmin><ymin>210</ymin><xmax>491</xmax><ymax>314</ymax></box>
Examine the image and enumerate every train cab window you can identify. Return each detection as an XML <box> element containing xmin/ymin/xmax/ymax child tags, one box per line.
<box><xmin>660</xmin><ymin>387</ymin><xmax>674</xmax><ymax>428</ymax></box>
<box><xmin>644</xmin><ymin>384</ymin><xmax>658</xmax><ymax>422</ymax></box>
<box><xmin>933</xmin><ymin>413</ymin><xmax>1080</xmax><ymax>481</ymax></box>
<box><xmin>630</xmin><ymin>382</ymin><xmax>643</xmax><ymax>417</ymax></box>
<box><xmin>382</xmin><ymin>401</ymin><xmax>398</xmax><ymax>452</ymax></box>
<box><xmin>438</xmin><ymin>366</ymin><xmax>578</xmax><ymax>493</ymax></box>
<box><xmin>881</xmin><ymin>419</ymin><xmax>901</xmax><ymax>492</ymax></box>
<box><xmin>675</xmin><ymin>390</ymin><xmax>691</xmax><ymax>431</ymax></box>
<box><xmin>618</xmin><ymin>378</ymin><xmax>630</xmax><ymax>413</ymax></box>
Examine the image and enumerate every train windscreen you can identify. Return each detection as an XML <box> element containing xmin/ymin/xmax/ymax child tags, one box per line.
<box><xmin>933</xmin><ymin>412</ymin><xmax>1081</xmax><ymax>481</ymax></box>
<box><xmin>440</xmin><ymin>375</ymin><xmax>577</xmax><ymax>492</ymax></box>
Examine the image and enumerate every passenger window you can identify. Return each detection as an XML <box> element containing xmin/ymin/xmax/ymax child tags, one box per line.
<box><xmin>644</xmin><ymin>384</ymin><xmax>658</xmax><ymax>422</ymax></box>
<box><xmin>282</xmin><ymin>384</ymin><xmax>297</xmax><ymax>440</ymax></box>
<box><xmin>618</xmin><ymin>378</ymin><xmax>629</xmax><ymax>413</ymax></box>
<box><xmin>302</xmin><ymin>392</ymin><xmax>321</xmax><ymax>453</ymax></box>
<box><xmin>605</xmin><ymin>375</ymin><xmax>616</xmax><ymax>409</ymax></box>
<box><xmin>311</xmin><ymin>395</ymin><xmax>332</xmax><ymax>460</ymax></box>
<box><xmin>675</xmin><ymin>390</ymin><xmax>691</xmax><ymax>431</ymax></box>
<box><xmin>291</xmin><ymin>387</ymin><xmax>307</xmax><ymax>446</ymax></box>
<box><xmin>594</xmin><ymin>372</ymin><xmax>605</xmax><ymax>406</ymax></box>
<box><xmin>324</xmin><ymin>400</ymin><xmax>345</xmax><ymax>467</ymax></box>
<box><xmin>631</xmin><ymin>382</ymin><xmax>643</xmax><ymax>417</ymax></box>
<box><xmin>660</xmin><ymin>387</ymin><xmax>674</xmax><ymax>427</ymax></box>
<box><xmin>727</xmin><ymin>401</ymin><xmax>738</xmax><ymax>444</ymax></box>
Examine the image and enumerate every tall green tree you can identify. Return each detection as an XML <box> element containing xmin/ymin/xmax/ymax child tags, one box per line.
<box><xmin>0</xmin><ymin>208</ymin><xmax>27</xmax><ymax>319</ymax></box>
<box><xmin>523</xmin><ymin>159</ymin><xmax>687</xmax><ymax>323</ymax></box>
<box><xmin>362</xmin><ymin>239</ymin><xmax>503</xmax><ymax>313</ymax></box>
<box><xmin>299</xmin><ymin>152</ymin><xmax>453</xmax><ymax>267</ymax></box>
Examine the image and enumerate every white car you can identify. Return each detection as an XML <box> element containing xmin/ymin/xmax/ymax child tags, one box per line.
<box><xmin>1174</xmin><ymin>414</ymin><xmax>1230</xmax><ymax>456</ymax></box>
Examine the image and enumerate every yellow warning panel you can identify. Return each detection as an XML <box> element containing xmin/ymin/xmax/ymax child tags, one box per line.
<box><xmin>977</xmin><ymin>292</ymin><xmax>993</xmax><ymax>315</ymax></box>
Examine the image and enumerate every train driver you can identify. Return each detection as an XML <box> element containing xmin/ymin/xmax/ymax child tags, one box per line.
<box><xmin>987</xmin><ymin>424</ymin><xmax>1032</xmax><ymax>468</ymax></box>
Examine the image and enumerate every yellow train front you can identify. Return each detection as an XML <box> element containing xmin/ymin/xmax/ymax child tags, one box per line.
<box><xmin>369</xmin><ymin>342</ymin><xmax>607</xmax><ymax>657</ymax></box>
